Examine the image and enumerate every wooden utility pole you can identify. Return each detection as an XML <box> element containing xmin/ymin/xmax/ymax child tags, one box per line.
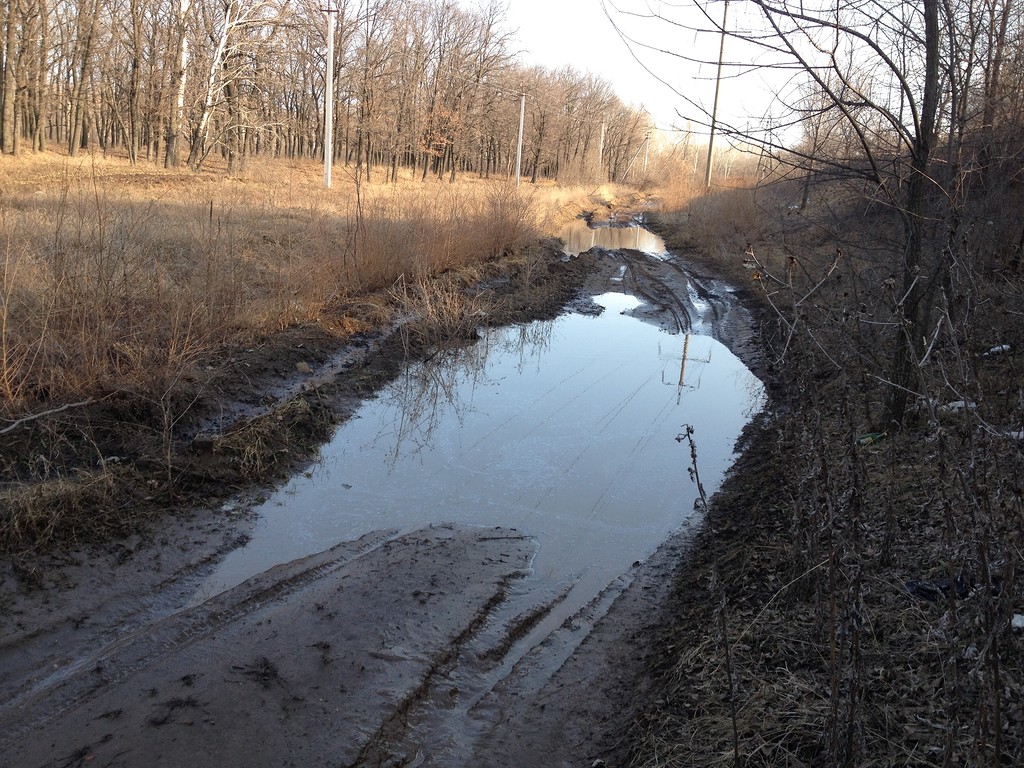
<box><xmin>704</xmin><ymin>0</ymin><xmax>729</xmax><ymax>191</ymax></box>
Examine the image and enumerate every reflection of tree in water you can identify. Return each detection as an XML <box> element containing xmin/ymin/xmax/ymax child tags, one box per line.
<box><xmin>741</xmin><ymin>373</ymin><xmax>767</xmax><ymax>420</ymax></box>
<box><xmin>374</xmin><ymin>319</ymin><xmax>557</xmax><ymax>465</ymax></box>
<box><xmin>500</xmin><ymin>319</ymin><xmax>557</xmax><ymax>376</ymax></box>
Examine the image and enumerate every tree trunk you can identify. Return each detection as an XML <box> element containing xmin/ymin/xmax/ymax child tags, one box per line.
<box><xmin>225</xmin><ymin>65</ymin><xmax>242</xmax><ymax>175</ymax></box>
<box><xmin>884</xmin><ymin>0</ymin><xmax>942</xmax><ymax>429</ymax></box>
<box><xmin>124</xmin><ymin>0</ymin><xmax>143</xmax><ymax>164</ymax></box>
<box><xmin>3</xmin><ymin>0</ymin><xmax>18</xmax><ymax>153</ymax></box>
<box><xmin>164</xmin><ymin>0</ymin><xmax>190</xmax><ymax>168</ymax></box>
<box><xmin>68</xmin><ymin>0</ymin><xmax>99</xmax><ymax>156</ymax></box>
<box><xmin>188</xmin><ymin>3</ymin><xmax>233</xmax><ymax>171</ymax></box>
<box><xmin>31</xmin><ymin>0</ymin><xmax>48</xmax><ymax>152</ymax></box>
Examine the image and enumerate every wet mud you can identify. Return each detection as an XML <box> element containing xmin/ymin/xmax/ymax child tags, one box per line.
<box><xmin>0</xmin><ymin>223</ymin><xmax>764</xmax><ymax>767</ymax></box>
<box><xmin>1</xmin><ymin>526</ymin><xmax>535</xmax><ymax>767</ymax></box>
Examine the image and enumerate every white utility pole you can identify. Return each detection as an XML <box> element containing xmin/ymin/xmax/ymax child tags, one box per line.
<box><xmin>324</xmin><ymin>5</ymin><xmax>336</xmax><ymax>189</ymax></box>
<box><xmin>515</xmin><ymin>93</ymin><xmax>525</xmax><ymax>187</ymax></box>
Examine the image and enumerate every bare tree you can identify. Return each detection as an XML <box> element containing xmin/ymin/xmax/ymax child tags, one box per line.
<box><xmin>606</xmin><ymin>0</ymin><xmax>949</xmax><ymax>426</ymax></box>
<box><xmin>2</xmin><ymin>0</ymin><xmax>19</xmax><ymax>153</ymax></box>
<box><xmin>66</xmin><ymin>0</ymin><xmax>99</xmax><ymax>155</ymax></box>
<box><xmin>165</xmin><ymin>0</ymin><xmax>190</xmax><ymax>167</ymax></box>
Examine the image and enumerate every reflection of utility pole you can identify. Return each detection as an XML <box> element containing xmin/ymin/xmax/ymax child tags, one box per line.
<box><xmin>680</xmin><ymin>334</ymin><xmax>690</xmax><ymax>387</ymax></box>
<box><xmin>704</xmin><ymin>0</ymin><xmax>729</xmax><ymax>191</ymax></box>
<box><xmin>323</xmin><ymin>4</ymin><xmax>335</xmax><ymax>189</ymax></box>
<box><xmin>515</xmin><ymin>93</ymin><xmax>525</xmax><ymax>187</ymax></box>
<box><xmin>678</xmin><ymin>334</ymin><xmax>713</xmax><ymax>400</ymax></box>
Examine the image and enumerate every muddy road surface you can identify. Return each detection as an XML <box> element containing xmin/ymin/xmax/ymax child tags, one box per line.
<box><xmin>1</xmin><ymin>233</ymin><xmax>763</xmax><ymax>767</ymax></box>
<box><xmin>3</xmin><ymin>526</ymin><xmax>537</xmax><ymax>767</ymax></box>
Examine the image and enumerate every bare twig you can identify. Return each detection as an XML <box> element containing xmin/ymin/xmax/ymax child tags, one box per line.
<box><xmin>677</xmin><ymin>424</ymin><xmax>708</xmax><ymax>509</ymax></box>
<box><xmin>793</xmin><ymin>248</ymin><xmax>844</xmax><ymax>309</ymax></box>
<box><xmin>918</xmin><ymin>314</ymin><xmax>947</xmax><ymax>368</ymax></box>
<box><xmin>0</xmin><ymin>398</ymin><xmax>96</xmax><ymax>435</ymax></box>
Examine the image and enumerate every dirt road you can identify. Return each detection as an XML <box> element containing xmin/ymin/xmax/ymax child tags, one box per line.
<box><xmin>0</xmin><ymin>241</ymin><xmax>761</xmax><ymax>767</ymax></box>
<box><xmin>3</xmin><ymin>526</ymin><xmax>539</xmax><ymax>767</ymax></box>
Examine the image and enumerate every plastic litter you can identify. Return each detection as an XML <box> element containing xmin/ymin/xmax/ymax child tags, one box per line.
<box><xmin>939</xmin><ymin>400</ymin><xmax>976</xmax><ymax>413</ymax></box>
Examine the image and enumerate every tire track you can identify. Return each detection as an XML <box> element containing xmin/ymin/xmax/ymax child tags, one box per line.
<box><xmin>621</xmin><ymin>250</ymin><xmax>694</xmax><ymax>333</ymax></box>
<box><xmin>0</xmin><ymin>528</ymin><xmax>402</xmax><ymax>750</ymax></box>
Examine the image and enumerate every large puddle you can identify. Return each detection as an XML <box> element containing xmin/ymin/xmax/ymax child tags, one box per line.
<box><xmin>189</xmin><ymin>247</ymin><xmax>765</xmax><ymax>757</ymax></box>
<box><xmin>558</xmin><ymin>217</ymin><xmax>668</xmax><ymax>257</ymax></box>
<box><xmin>194</xmin><ymin>290</ymin><xmax>765</xmax><ymax>618</ymax></box>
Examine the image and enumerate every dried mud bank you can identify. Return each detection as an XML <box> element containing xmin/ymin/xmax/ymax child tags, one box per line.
<box><xmin>0</xmin><ymin>208</ymin><xmax>769</xmax><ymax>767</ymax></box>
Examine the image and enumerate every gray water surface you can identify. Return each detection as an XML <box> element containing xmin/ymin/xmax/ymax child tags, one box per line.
<box><xmin>194</xmin><ymin>291</ymin><xmax>764</xmax><ymax>612</ymax></box>
<box><xmin>558</xmin><ymin>218</ymin><xmax>668</xmax><ymax>257</ymax></box>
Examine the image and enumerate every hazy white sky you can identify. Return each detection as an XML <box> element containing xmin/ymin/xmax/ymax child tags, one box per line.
<box><xmin>502</xmin><ymin>0</ymin><xmax>793</xmax><ymax>139</ymax></box>
<box><xmin>502</xmin><ymin>0</ymin><xmax>681</xmax><ymax>128</ymax></box>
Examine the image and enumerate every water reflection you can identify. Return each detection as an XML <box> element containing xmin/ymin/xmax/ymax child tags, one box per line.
<box><xmin>558</xmin><ymin>219</ymin><xmax>668</xmax><ymax>257</ymax></box>
<box><xmin>194</xmin><ymin>292</ymin><xmax>765</xmax><ymax>606</ymax></box>
<box><xmin>673</xmin><ymin>334</ymin><xmax>714</xmax><ymax>399</ymax></box>
<box><xmin>382</xmin><ymin>320</ymin><xmax>558</xmax><ymax>463</ymax></box>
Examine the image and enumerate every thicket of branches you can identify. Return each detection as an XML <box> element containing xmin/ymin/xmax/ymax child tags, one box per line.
<box><xmin>611</xmin><ymin>0</ymin><xmax>1024</xmax><ymax>419</ymax></box>
<box><xmin>0</xmin><ymin>0</ymin><xmax>652</xmax><ymax>182</ymax></box>
<box><xmin>615</xmin><ymin>0</ymin><xmax>1024</xmax><ymax>764</ymax></box>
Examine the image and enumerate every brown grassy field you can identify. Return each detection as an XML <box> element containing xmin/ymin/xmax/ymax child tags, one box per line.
<box><xmin>0</xmin><ymin>154</ymin><xmax>539</xmax><ymax>417</ymax></box>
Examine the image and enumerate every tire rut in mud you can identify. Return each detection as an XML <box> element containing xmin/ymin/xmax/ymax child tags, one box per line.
<box><xmin>0</xmin><ymin>526</ymin><xmax>536</xmax><ymax>768</ymax></box>
<box><xmin>622</xmin><ymin>252</ymin><xmax>693</xmax><ymax>333</ymax></box>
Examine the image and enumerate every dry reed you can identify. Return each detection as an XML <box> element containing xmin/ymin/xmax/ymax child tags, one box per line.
<box><xmin>0</xmin><ymin>154</ymin><xmax>539</xmax><ymax>424</ymax></box>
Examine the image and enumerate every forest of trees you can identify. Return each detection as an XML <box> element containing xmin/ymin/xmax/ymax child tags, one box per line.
<box><xmin>0</xmin><ymin>0</ymin><xmax>654</xmax><ymax>182</ymax></box>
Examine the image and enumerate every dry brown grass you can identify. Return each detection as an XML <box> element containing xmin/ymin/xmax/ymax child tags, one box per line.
<box><xmin>518</xmin><ymin>181</ymin><xmax>650</xmax><ymax>233</ymax></box>
<box><xmin>0</xmin><ymin>464</ymin><xmax>151</xmax><ymax>552</ymax></box>
<box><xmin>389</xmin><ymin>274</ymin><xmax>491</xmax><ymax>355</ymax></box>
<box><xmin>650</xmin><ymin>161</ymin><xmax>778</xmax><ymax>263</ymax></box>
<box><xmin>0</xmin><ymin>153</ymin><xmax>540</xmax><ymax>424</ymax></box>
<box><xmin>212</xmin><ymin>395</ymin><xmax>335</xmax><ymax>480</ymax></box>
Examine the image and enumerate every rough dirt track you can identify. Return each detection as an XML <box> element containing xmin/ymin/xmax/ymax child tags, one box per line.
<box><xmin>2</xmin><ymin>526</ymin><xmax>536</xmax><ymax>767</ymax></box>
<box><xmin>0</xmin><ymin>240</ymin><xmax>763</xmax><ymax>768</ymax></box>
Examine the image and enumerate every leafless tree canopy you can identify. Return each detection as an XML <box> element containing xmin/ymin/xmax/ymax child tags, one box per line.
<box><xmin>0</xmin><ymin>0</ymin><xmax>652</xmax><ymax>182</ymax></box>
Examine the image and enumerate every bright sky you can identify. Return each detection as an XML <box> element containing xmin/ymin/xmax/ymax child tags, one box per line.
<box><xmin>502</xmin><ymin>0</ymin><xmax>796</xmax><ymax>141</ymax></box>
<box><xmin>502</xmin><ymin>0</ymin><xmax>677</xmax><ymax>128</ymax></box>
